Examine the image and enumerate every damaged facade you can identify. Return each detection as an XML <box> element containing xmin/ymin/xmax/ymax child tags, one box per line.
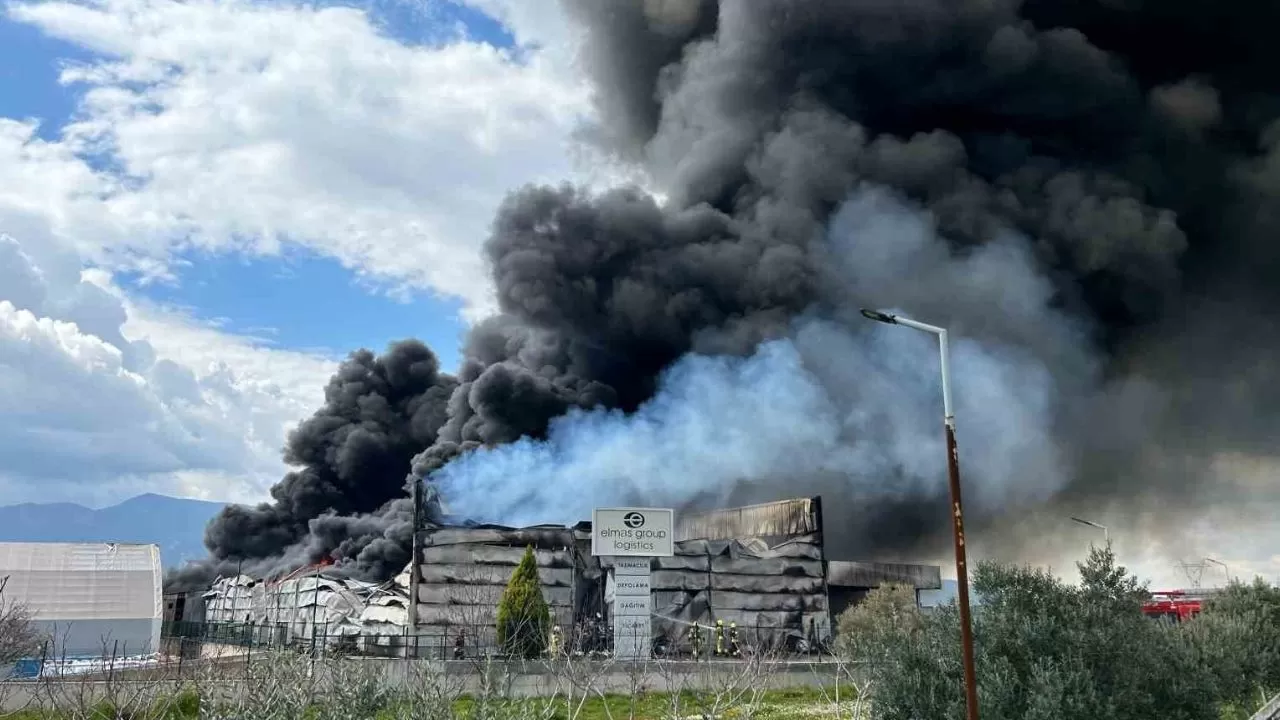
<box><xmin>398</xmin><ymin>523</ymin><xmax>596</xmax><ymax>656</ymax></box>
<box><xmin>174</xmin><ymin>496</ymin><xmax>941</xmax><ymax>656</ymax></box>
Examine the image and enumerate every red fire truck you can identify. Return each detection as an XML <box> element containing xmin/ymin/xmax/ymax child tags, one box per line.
<box><xmin>1141</xmin><ymin>589</ymin><xmax>1217</xmax><ymax>623</ymax></box>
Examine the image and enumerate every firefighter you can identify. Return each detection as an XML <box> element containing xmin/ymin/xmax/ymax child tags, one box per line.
<box><xmin>549</xmin><ymin>625</ymin><xmax>562</xmax><ymax>657</ymax></box>
<box><xmin>729</xmin><ymin>621</ymin><xmax>741</xmax><ymax>657</ymax></box>
<box><xmin>714</xmin><ymin>619</ymin><xmax>725</xmax><ymax>657</ymax></box>
<box><xmin>688</xmin><ymin>623</ymin><xmax>704</xmax><ymax>660</ymax></box>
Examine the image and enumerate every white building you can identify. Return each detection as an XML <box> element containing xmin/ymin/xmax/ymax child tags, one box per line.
<box><xmin>0</xmin><ymin>542</ymin><xmax>163</xmax><ymax>659</ymax></box>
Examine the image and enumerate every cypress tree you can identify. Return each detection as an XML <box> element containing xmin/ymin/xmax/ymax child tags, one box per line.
<box><xmin>495</xmin><ymin>546</ymin><xmax>551</xmax><ymax>658</ymax></box>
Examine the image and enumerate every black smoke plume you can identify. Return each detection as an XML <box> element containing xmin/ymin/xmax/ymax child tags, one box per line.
<box><xmin>166</xmin><ymin>0</ymin><xmax>1280</xmax><ymax>591</ymax></box>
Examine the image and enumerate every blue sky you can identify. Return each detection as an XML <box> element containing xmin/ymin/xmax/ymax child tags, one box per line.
<box><xmin>0</xmin><ymin>0</ymin><xmax>586</xmax><ymax>512</ymax></box>
<box><xmin>0</xmin><ymin>0</ymin><xmax>519</xmax><ymax>373</ymax></box>
<box><xmin>0</xmin><ymin>14</ymin><xmax>91</xmax><ymax>138</ymax></box>
<box><xmin>125</xmin><ymin>250</ymin><xmax>468</xmax><ymax>368</ymax></box>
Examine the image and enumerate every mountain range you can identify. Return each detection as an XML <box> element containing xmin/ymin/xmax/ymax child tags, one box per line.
<box><xmin>0</xmin><ymin>493</ymin><xmax>225</xmax><ymax>568</ymax></box>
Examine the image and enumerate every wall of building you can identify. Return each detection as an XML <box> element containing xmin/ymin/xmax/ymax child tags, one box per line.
<box><xmin>607</xmin><ymin>533</ymin><xmax>831</xmax><ymax>653</ymax></box>
<box><xmin>407</xmin><ymin>524</ymin><xmax>599</xmax><ymax>653</ymax></box>
<box><xmin>0</xmin><ymin>542</ymin><xmax>163</xmax><ymax>658</ymax></box>
<box><xmin>187</xmin><ymin>497</ymin><xmax>942</xmax><ymax>657</ymax></box>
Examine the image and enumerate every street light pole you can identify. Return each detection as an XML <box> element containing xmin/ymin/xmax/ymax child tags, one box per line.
<box><xmin>1069</xmin><ymin>516</ymin><xmax>1109</xmax><ymax>546</ymax></box>
<box><xmin>859</xmin><ymin>308</ymin><xmax>980</xmax><ymax>720</ymax></box>
<box><xmin>1205</xmin><ymin>557</ymin><xmax>1229</xmax><ymax>587</ymax></box>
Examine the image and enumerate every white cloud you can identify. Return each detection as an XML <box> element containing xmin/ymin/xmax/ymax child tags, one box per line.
<box><xmin>0</xmin><ymin>111</ymin><xmax>337</xmax><ymax>507</ymax></box>
<box><xmin>458</xmin><ymin>0</ymin><xmax>578</xmax><ymax>62</ymax></box>
<box><xmin>5</xmin><ymin>0</ymin><xmax>597</xmax><ymax>318</ymax></box>
<box><xmin>0</xmin><ymin>231</ymin><xmax>335</xmax><ymax>507</ymax></box>
<box><xmin>0</xmin><ymin>0</ymin><xmax>604</xmax><ymax>507</ymax></box>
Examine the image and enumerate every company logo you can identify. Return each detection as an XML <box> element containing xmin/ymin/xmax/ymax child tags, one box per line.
<box><xmin>593</xmin><ymin>507</ymin><xmax>672</xmax><ymax>556</ymax></box>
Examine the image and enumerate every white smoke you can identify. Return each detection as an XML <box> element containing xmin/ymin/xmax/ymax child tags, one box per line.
<box><xmin>434</xmin><ymin>187</ymin><xmax>1087</xmax><ymax>529</ymax></box>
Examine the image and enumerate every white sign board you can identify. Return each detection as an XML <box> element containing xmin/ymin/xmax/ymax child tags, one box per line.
<box><xmin>612</xmin><ymin>591</ymin><xmax>651</xmax><ymax>660</ymax></box>
<box><xmin>612</xmin><ymin>557</ymin><xmax>651</xmax><ymax>575</ymax></box>
<box><xmin>591</xmin><ymin>508</ymin><xmax>675</xmax><ymax>557</ymax></box>
<box><xmin>607</xmin><ymin>550</ymin><xmax>655</xmax><ymax>660</ymax></box>
<box><xmin>614</xmin><ymin>634</ymin><xmax>650</xmax><ymax>659</ymax></box>
<box><xmin>613</xmin><ymin>574</ymin><xmax>651</xmax><ymax>597</ymax></box>
<box><xmin>614</xmin><ymin>595</ymin><xmax>651</xmax><ymax>616</ymax></box>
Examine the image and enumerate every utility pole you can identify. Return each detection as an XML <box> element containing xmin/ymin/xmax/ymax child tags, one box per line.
<box><xmin>409</xmin><ymin>478</ymin><xmax>423</xmax><ymax>659</ymax></box>
<box><xmin>860</xmin><ymin>309</ymin><xmax>980</xmax><ymax>720</ymax></box>
<box><xmin>309</xmin><ymin>563</ymin><xmax>319</xmax><ymax>656</ymax></box>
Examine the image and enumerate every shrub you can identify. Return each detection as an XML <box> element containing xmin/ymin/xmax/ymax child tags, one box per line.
<box><xmin>842</xmin><ymin>544</ymin><xmax>1220</xmax><ymax>720</ymax></box>
<box><xmin>1190</xmin><ymin>577</ymin><xmax>1280</xmax><ymax>706</ymax></box>
<box><xmin>495</xmin><ymin>546</ymin><xmax>550</xmax><ymax>659</ymax></box>
<box><xmin>0</xmin><ymin>575</ymin><xmax>41</xmax><ymax>667</ymax></box>
<box><xmin>834</xmin><ymin>582</ymin><xmax>922</xmax><ymax>655</ymax></box>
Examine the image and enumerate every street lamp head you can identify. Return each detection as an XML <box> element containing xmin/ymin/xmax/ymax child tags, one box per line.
<box><xmin>1070</xmin><ymin>516</ymin><xmax>1104</xmax><ymax>530</ymax></box>
<box><xmin>860</xmin><ymin>308</ymin><xmax>898</xmax><ymax>325</ymax></box>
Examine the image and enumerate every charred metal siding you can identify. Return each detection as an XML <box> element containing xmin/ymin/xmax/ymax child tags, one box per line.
<box><xmin>675</xmin><ymin>497</ymin><xmax>822</xmax><ymax>542</ymax></box>
<box><xmin>825</xmin><ymin>561</ymin><xmax>943</xmax><ymax>590</ymax></box>
<box><xmin>651</xmin><ymin>497</ymin><xmax>830</xmax><ymax>650</ymax></box>
<box><xmin>162</xmin><ymin>591</ymin><xmax>205</xmax><ymax>624</ymax></box>
<box><xmin>403</xmin><ymin>496</ymin><xmax>942</xmax><ymax>655</ymax></box>
<box><xmin>411</xmin><ymin>523</ymin><xmax>599</xmax><ymax>647</ymax></box>
<box><xmin>602</xmin><ymin>533</ymin><xmax>831</xmax><ymax>652</ymax></box>
<box><xmin>825</xmin><ymin>561</ymin><xmax>944</xmax><ymax>620</ymax></box>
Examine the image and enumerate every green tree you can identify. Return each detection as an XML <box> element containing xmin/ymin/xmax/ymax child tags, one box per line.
<box><xmin>841</xmin><ymin>547</ymin><xmax>1220</xmax><ymax>720</ymax></box>
<box><xmin>1189</xmin><ymin>577</ymin><xmax>1280</xmax><ymax>707</ymax></box>
<box><xmin>1076</xmin><ymin>542</ymin><xmax>1148</xmax><ymax>608</ymax></box>
<box><xmin>495</xmin><ymin>546</ymin><xmax>550</xmax><ymax>659</ymax></box>
<box><xmin>834</xmin><ymin>582</ymin><xmax>922</xmax><ymax>655</ymax></box>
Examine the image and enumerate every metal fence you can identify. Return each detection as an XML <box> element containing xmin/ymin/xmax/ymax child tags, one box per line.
<box><xmin>160</xmin><ymin>620</ymin><xmax>830</xmax><ymax>661</ymax></box>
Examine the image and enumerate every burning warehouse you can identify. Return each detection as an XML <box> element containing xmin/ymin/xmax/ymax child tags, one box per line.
<box><xmin>180</xmin><ymin>496</ymin><xmax>939</xmax><ymax>657</ymax></box>
<box><xmin>386</xmin><ymin>496</ymin><xmax>941</xmax><ymax>655</ymax></box>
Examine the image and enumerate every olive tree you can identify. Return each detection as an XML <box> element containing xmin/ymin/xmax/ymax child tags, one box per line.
<box><xmin>840</xmin><ymin>545</ymin><xmax>1219</xmax><ymax>720</ymax></box>
<box><xmin>1187</xmin><ymin>577</ymin><xmax>1280</xmax><ymax>709</ymax></box>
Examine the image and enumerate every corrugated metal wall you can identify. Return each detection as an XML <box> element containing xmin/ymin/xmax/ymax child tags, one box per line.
<box><xmin>412</xmin><ymin>525</ymin><xmax>598</xmax><ymax>651</ymax></box>
<box><xmin>675</xmin><ymin>497</ymin><xmax>821</xmax><ymax>542</ymax></box>
<box><xmin>189</xmin><ymin>497</ymin><xmax>943</xmax><ymax>658</ymax></box>
<box><xmin>610</xmin><ymin>534</ymin><xmax>830</xmax><ymax>653</ymax></box>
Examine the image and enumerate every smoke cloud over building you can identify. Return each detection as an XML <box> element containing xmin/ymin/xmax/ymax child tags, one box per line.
<box><xmin>167</xmin><ymin>0</ymin><xmax>1280</xmax><ymax>591</ymax></box>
